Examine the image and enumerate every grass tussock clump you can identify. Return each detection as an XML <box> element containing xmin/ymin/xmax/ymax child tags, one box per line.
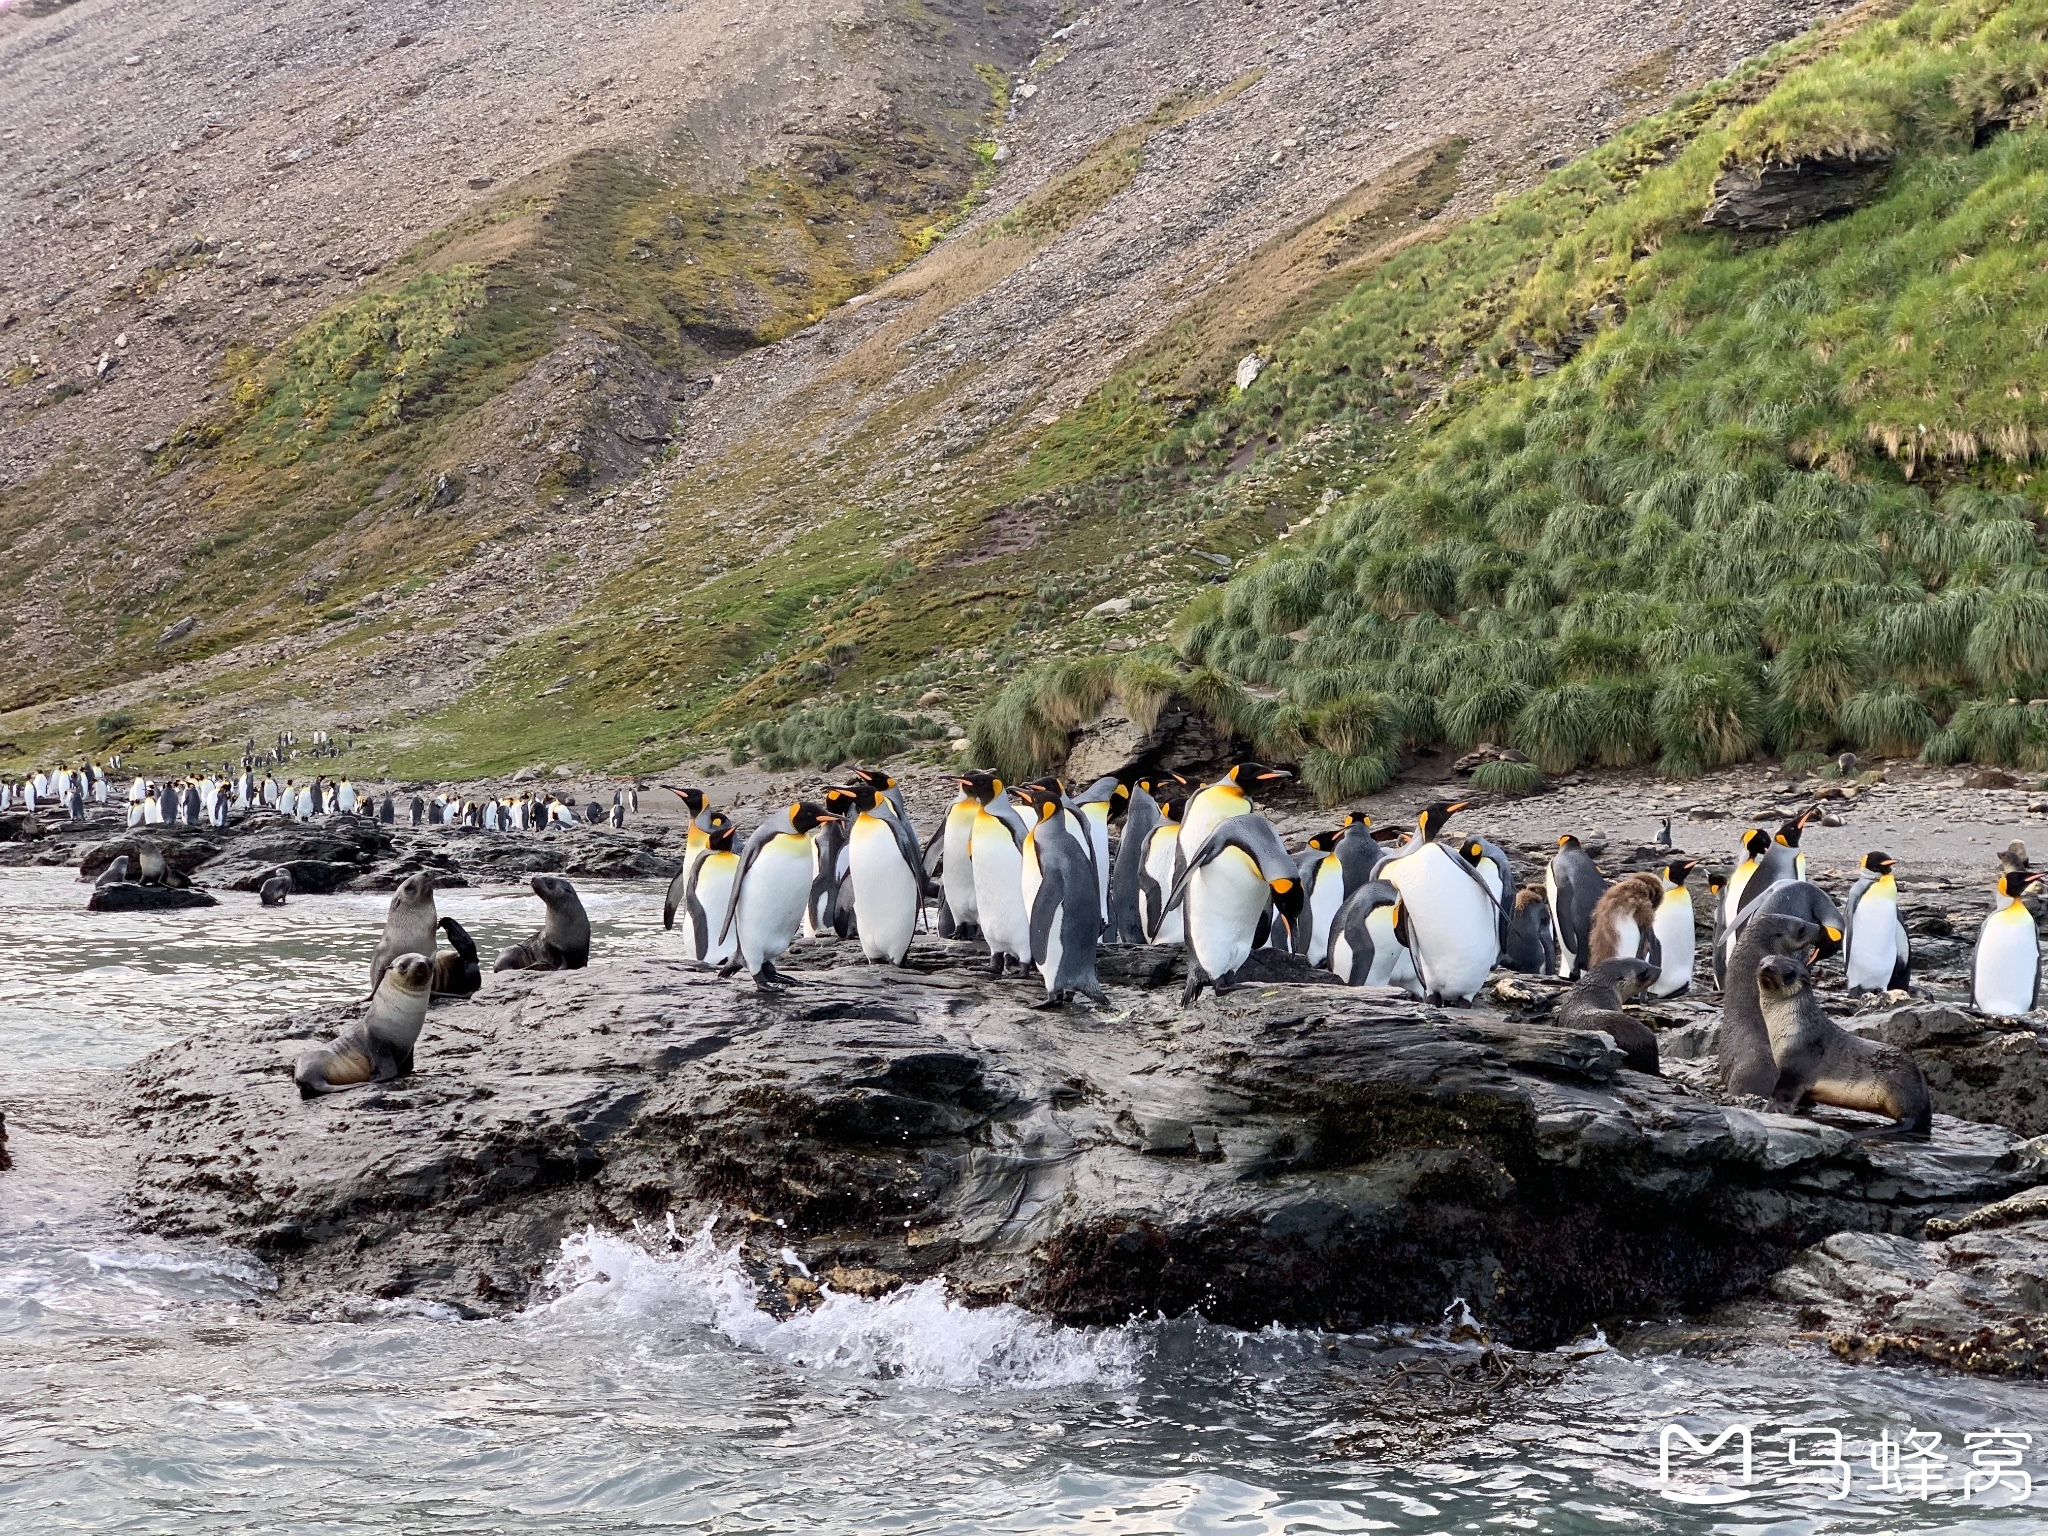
<box><xmin>1471</xmin><ymin>758</ymin><xmax>1547</xmax><ymax>797</ymax></box>
<box><xmin>736</xmin><ymin>701</ymin><xmax>944</xmax><ymax>771</ymax></box>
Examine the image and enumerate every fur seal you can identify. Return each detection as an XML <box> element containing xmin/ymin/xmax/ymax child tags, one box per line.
<box><xmin>94</xmin><ymin>855</ymin><xmax>131</xmax><ymax>889</ymax></box>
<box><xmin>370</xmin><ymin>871</ymin><xmax>438</xmax><ymax>994</ymax></box>
<box><xmin>1757</xmin><ymin>954</ymin><xmax>1932</xmax><ymax>1138</ymax></box>
<box><xmin>1558</xmin><ymin>956</ymin><xmax>1660</xmax><ymax>1075</ymax></box>
<box><xmin>432</xmin><ymin>915</ymin><xmax>483</xmax><ymax>997</ymax></box>
<box><xmin>259</xmin><ymin>870</ymin><xmax>294</xmax><ymax>907</ymax></box>
<box><xmin>295</xmin><ymin>952</ymin><xmax>432</xmax><ymax>1098</ymax></box>
<box><xmin>493</xmin><ymin>873</ymin><xmax>591</xmax><ymax>972</ymax></box>
<box><xmin>1720</xmin><ymin>886</ymin><xmax>1843</xmax><ymax>1097</ymax></box>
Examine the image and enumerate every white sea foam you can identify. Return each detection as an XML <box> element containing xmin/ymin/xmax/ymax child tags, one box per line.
<box><xmin>544</xmin><ymin>1219</ymin><xmax>1147</xmax><ymax>1391</ymax></box>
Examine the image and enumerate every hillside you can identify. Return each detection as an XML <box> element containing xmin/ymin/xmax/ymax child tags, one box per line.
<box><xmin>980</xmin><ymin>0</ymin><xmax>2048</xmax><ymax>799</ymax></box>
<box><xmin>3</xmin><ymin>0</ymin><xmax>1842</xmax><ymax>777</ymax></box>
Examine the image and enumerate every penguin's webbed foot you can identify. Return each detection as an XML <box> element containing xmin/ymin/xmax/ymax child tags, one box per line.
<box><xmin>1179</xmin><ymin>970</ymin><xmax>1207</xmax><ymax>1006</ymax></box>
<box><xmin>1029</xmin><ymin>991</ymin><xmax>1069</xmax><ymax>1011</ymax></box>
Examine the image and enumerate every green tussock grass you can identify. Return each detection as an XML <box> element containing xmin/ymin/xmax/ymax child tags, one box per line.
<box><xmin>734</xmin><ymin>701</ymin><xmax>947</xmax><ymax>771</ymax></box>
<box><xmin>1470</xmin><ymin>758</ymin><xmax>1547</xmax><ymax>796</ymax></box>
<box><xmin>1090</xmin><ymin>0</ymin><xmax>2048</xmax><ymax>784</ymax></box>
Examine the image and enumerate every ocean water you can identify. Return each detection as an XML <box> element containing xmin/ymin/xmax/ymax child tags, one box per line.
<box><xmin>3</xmin><ymin>863</ymin><xmax>2047</xmax><ymax>1534</ymax></box>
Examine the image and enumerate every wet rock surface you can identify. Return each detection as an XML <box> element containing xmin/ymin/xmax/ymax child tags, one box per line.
<box><xmin>88</xmin><ymin>883</ymin><xmax>219</xmax><ymax>912</ymax></box>
<box><xmin>122</xmin><ymin>942</ymin><xmax>2047</xmax><ymax>1343</ymax></box>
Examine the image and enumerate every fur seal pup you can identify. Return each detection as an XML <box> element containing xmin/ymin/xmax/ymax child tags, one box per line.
<box><xmin>295</xmin><ymin>952</ymin><xmax>432</xmax><ymax>1098</ymax></box>
<box><xmin>432</xmin><ymin>916</ymin><xmax>483</xmax><ymax>997</ymax></box>
<box><xmin>94</xmin><ymin>855</ymin><xmax>131</xmax><ymax>889</ymax></box>
<box><xmin>1558</xmin><ymin>956</ymin><xmax>1660</xmax><ymax>1075</ymax></box>
<box><xmin>259</xmin><ymin>870</ymin><xmax>294</xmax><ymax>907</ymax></box>
<box><xmin>1720</xmin><ymin>889</ymin><xmax>1842</xmax><ymax>1097</ymax></box>
<box><xmin>370</xmin><ymin>872</ymin><xmax>439</xmax><ymax>994</ymax></box>
<box><xmin>130</xmin><ymin>836</ymin><xmax>187</xmax><ymax>888</ymax></box>
<box><xmin>493</xmin><ymin>873</ymin><xmax>591</xmax><ymax>972</ymax></box>
<box><xmin>1757</xmin><ymin>954</ymin><xmax>1932</xmax><ymax>1138</ymax></box>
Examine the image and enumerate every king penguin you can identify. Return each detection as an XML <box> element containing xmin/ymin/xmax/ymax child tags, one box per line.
<box><xmin>1167</xmin><ymin>812</ymin><xmax>1303</xmax><ymax>1001</ymax></box>
<box><xmin>1066</xmin><ymin>775</ymin><xmax>1125</xmax><ymax>927</ymax></box>
<box><xmin>1378</xmin><ymin>801</ymin><xmax>1498</xmax><ymax>1004</ymax></box>
<box><xmin>1545</xmin><ymin>834</ymin><xmax>1606</xmax><ymax>981</ymax></box>
<box><xmin>968</xmin><ymin>777</ymin><xmax>1033</xmax><ymax>977</ymax></box>
<box><xmin>930</xmin><ymin>773</ymin><xmax>993</xmax><ymax>940</ymax></box>
<box><xmin>722</xmin><ymin>801</ymin><xmax>842</xmax><ymax>991</ymax></box>
<box><xmin>1014</xmin><ymin>782</ymin><xmax>1106</xmax><ymax>1005</ymax></box>
<box><xmin>1175</xmin><ymin>763</ymin><xmax>1292</xmax><ymax>884</ymax></box>
<box><xmin>1723</xmin><ymin>827</ymin><xmax>1773</xmax><ymax>925</ymax></box>
<box><xmin>679</xmin><ymin>823</ymin><xmax>742</xmax><ymax>966</ymax></box>
<box><xmin>1295</xmin><ymin>828</ymin><xmax>1347</xmax><ymax>964</ymax></box>
<box><xmin>1139</xmin><ymin>787</ymin><xmax>1189</xmax><ymax>944</ymax></box>
<box><xmin>1326</xmin><ymin>878</ymin><xmax>1420</xmax><ymax>993</ymax></box>
<box><xmin>1739</xmin><ymin>810</ymin><xmax>1815</xmax><ymax>915</ymax></box>
<box><xmin>1972</xmin><ymin>867</ymin><xmax>2042</xmax><ymax>1017</ymax></box>
<box><xmin>1647</xmin><ymin>858</ymin><xmax>1699</xmax><ymax>998</ymax></box>
<box><xmin>1107</xmin><ymin>776</ymin><xmax>1163</xmax><ymax>944</ymax></box>
<box><xmin>1845</xmin><ymin>851</ymin><xmax>1912</xmax><ymax>994</ymax></box>
<box><xmin>843</xmin><ymin>779</ymin><xmax>926</xmax><ymax>965</ymax></box>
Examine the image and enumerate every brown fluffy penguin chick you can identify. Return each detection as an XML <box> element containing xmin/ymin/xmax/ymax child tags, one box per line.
<box><xmin>1588</xmin><ymin>872</ymin><xmax>1661</xmax><ymax>967</ymax></box>
<box><xmin>1558</xmin><ymin>957</ymin><xmax>1661</xmax><ymax>1074</ymax></box>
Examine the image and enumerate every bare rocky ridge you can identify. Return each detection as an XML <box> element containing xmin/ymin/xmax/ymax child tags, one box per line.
<box><xmin>1</xmin><ymin>0</ymin><xmax>1849</xmax><ymax>749</ymax></box>
<box><xmin>120</xmin><ymin>946</ymin><xmax>2048</xmax><ymax>1344</ymax></box>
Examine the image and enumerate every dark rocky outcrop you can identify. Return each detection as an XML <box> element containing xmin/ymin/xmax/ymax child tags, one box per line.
<box><xmin>1702</xmin><ymin>150</ymin><xmax>1893</xmax><ymax>233</ymax></box>
<box><xmin>89</xmin><ymin>883</ymin><xmax>220</xmax><ymax>911</ymax></box>
<box><xmin>1851</xmin><ymin>1003</ymin><xmax>2048</xmax><ymax>1137</ymax></box>
<box><xmin>122</xmin><ymin>944</ymin><xmax>2046</xmax><ymax>1340</ymax></box>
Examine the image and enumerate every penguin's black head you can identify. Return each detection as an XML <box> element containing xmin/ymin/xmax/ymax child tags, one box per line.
<box><xmin>1756</xmin><ymin>953</ymin><xmax>1810</xmax><ymax>999</ymax></box>
<box><xmin>1229</xmin><ymin>763</ymin><xmax>1293</xmax><ymax>792</ymax></box>
<box><xmin>1419</xmin><ymin>801</ymin><xmax>1467</xmax><ymax>841</ymax></box>
<box><xmin>1307</xmin><ymin>828</ymin><xmax>1341</xmax><ymax>852</ymax></box>
<box><xmin>706</xmin><ymin>823</ymin><xmax>738</xmax><ymax>852</ymax></box>
<box><xmin>1778</xmin><ymin>807</ymin><xmax>1818</xmax><ymax>846</ymax></box>
<box><xmin>790</xmin><ymin>801</ymin><xmax>842</xmax><ymax>834</ymax></box>
<box><xmin>1268</xmin><ymin>873</ymin><xmax>1304</xmax><ymax>923</ymax></box>
<box><xmin>1864</xmin><ymin>851</ymin><xmax>1895</xmax><ymax>874</ymax></box>
<box><xmin>1557</xmin><ymin>833</ymin><xmax>1580</xmax><ymax>850</ymax></box>
<box><xmin>1999</xmin><ymin>869</ymin><xmax>2043</xmax><ymax>901</ymax></box>
<box><xmin>1010</xmin><ymin>782</ymin><xmax>1062</xmax><ymax>821</ymax></box>
<box><xmin>1742</xmin><ymin>828</ymin><xmax>1772</xmax><ymax>858</ymax></box>
<box><xmin>955</xmin><ymin>770</ymin><xmax>999</xmax><ymax>802</ymax></box>
<box><xmin>1707</xmin><ymin>868</ymin><xmax>1727</xmax><ymax>894</ymax></box>
<box><xmin>1156</xmin><ymin>789</ymin><xmax>1189</xmax><ymax>820</ymax></box>
<box><xmin>833</xmin><ymin>781</ymin><xmax>885</xmax><ymax>814</ymax></box>
<box><xmin>1459</xmin><ymin>839</ymin><xmax>1486</xmax><ymax>865</ymax></box>
<box><xmin>1340</xmin><ymin>812</ymin><xmax>1372</xmax><ymax>831</ymax></box>
<box><xmin>1663</xmin><ymin>858</ymin><xmax>1699</xmax><ymax>886</ymax></box>
<box><xmin>821</xmin><ymin>787</ymin><xmax>859</xmax><ymax>819</ymax></box>
<box><xmin>663</xmin><ymin>785</ymin><xmax>708</xmax><ymax>816</ymax></box>
<box><xmin>851</xmin><ymin>767</ymin><xmax>896</xmax><ymax>792</ymax></box>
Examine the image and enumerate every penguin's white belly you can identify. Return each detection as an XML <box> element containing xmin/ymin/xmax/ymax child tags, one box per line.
<box><xmin>1974</xmin><ymin>907</ymin><xmax>2039</xmax><ymax>1016</ymax></box>
<box><xmin>971</xmin><ymin>820</ymin><xmax>1030</xmax><ymax>960</ymax></box>
<box><xmin>1329</xmin><ymin>931</ymin><xmax>1356</xmax><ymax>982</ymax></box>
<box><xmin>942</xmin><ymin>811</ymin><xmax>977</xmax><ymax>926</ymax></box>
<box><xmin>1847</xmin><ymin>897</ymin><xmax>1900</xmax><ymax>992</ymax></box>
<box><xmin>850</xmin><ymin>816</ymin><xmax>918</xmax><ymax>963</ymax></box>
<box><xmin>1177</xmin><ymin>796</ymin><xmax>1245</xmax><ymax>872</ymax></box>
<box><xmin>1363</xmin><ymin>904</ymin><xmax>1420</xmax><ymax>993</ymax></box>
<box><xmin>1385</xmin><ymin>847</ymin><xmax>1496</xmax><ymax>1001</ymax></box>
<box><xmin>1609</xmin><ymin>915</ymin><xmax>1641</xmax><ymax>963</ymax></box>
<box><xmin>1650</xmin><ymin>895</ymin><xmax>1694</xmax><ymax>997</ymax></box>
<box><xmin>1144</xmin><ymin>832</ymin><xmax>1184</xmax><ymax>944</ymax></box>
<box><xmin>1306</xmin><ymin>862</ymin><xmax>1342</xmax><ymax>965</ymax></box>
<box><xmin>1545</xmin><ymin>864</ymin><xmax>1571</xmax><ymax>977</ymax></box>
<box><xmin>1185</xmin><ymin>849</ymin><xmax>1268</xmax><ymax>982</ymax></box>
<box><xmin>690</xmin><ymin>859</ymin><xmax>740</xmax><ymax>964</ymax></box>
<box><xmin>1082</xmin><ymin>811</ymin><xmax>1111</xmax><ymax>922</ymax></box>
<box><xmin>736</xmin><ymin>837</ymin><xmax>813</xmax><ymax>972</ymax></box>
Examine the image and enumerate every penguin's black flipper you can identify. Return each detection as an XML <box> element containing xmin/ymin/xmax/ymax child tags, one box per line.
<box><xmin>1028</xmin><ymin>864</ymin><xmax>1067</xmax><ymax>969</ymax></box>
